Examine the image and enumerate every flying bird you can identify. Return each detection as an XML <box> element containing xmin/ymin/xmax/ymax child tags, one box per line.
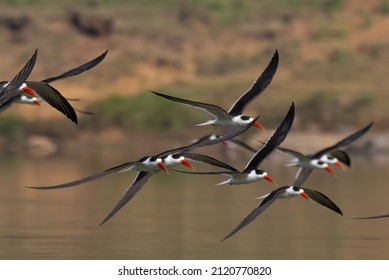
<box><xmin>0</xmin><ymin>49</ymin><xmax>38</xmax><ymax>107</ymax></box>
<box><xmin>221</xmin><ymin>184</ymin><xmax>343</xmax><ymax>241</ymax></box>
<box><xmin>190</xmin><ymin>134</ymin><xmax>257</xmax><ymax>153</ymax></box>
<box><xmin>150</xmin><ymin>50</ymin><xmax>279</xmax><ymax>130</ymax></box>
<box><xmin>174</xmin><ymin>102</ymin><xmax>295</xmax><ymax>186</ymax></box>
<box><xmin>0</xmin><ymin>50</ymin><xmax>108</xmax><ymax>123</ymax></box>
<box><xmin>13</xmin><ymin>95</ymin><xmax>94</xmax><ymax>115</ymax></box>
<box><xmin>26</xmin><ymin>152</ymin><xmax>238</xmax><ymax>190</ymax></box>
<box><xmin>28</xmin><ymin>118</ymin><xmax>257</xmax><ymax>225</ymax></box>
<box><xmin>319</xmin><ymin>150</ymin><xmax>351</xmax><ymax>170</ymax></box>
<box><xmin>277</xmin><ymin>122</ymin><xmax>373</xmax><ymax>184</ymax></box>
<box><xmin>26</xmin><ymin>118</ymin><xmax>259</xmax><ymax>190</ymax></box>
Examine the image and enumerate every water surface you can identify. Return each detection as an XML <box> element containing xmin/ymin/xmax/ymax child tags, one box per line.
<box><xmin>0</xmin><ymin>149</ymin><xmax>388</xmax><ymax>260</ymax></box>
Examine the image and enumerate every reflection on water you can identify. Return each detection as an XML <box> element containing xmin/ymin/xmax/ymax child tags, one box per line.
<box><xmin>0</xmin><ymin>149</ymin><xmax>389</xmax><ymax>260</ymax></box>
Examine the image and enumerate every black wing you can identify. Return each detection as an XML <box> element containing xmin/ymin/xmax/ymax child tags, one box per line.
<box><xmin>191</xmin><ymin>134</ymin><xmax>257</xmax><ymax>153</ymax></box>
<box><xmin>349</xmin><ymin>213</ymin><xmax>389</xmax><ymax>220</ymax></box>
<box><xmin>222</xmin><ymin>186</ymin><xmax>289</xmax><ymax>241</ymax></box>
<box><xmin>228</xmin><ymin>50</ymin><xmax>279</xmax><ymax>115</ymax></box>
<box><xmin>42</xmin><ymin>50</ymin><xmax>108</xmax><ymax>83</ymax></box>
<box><xmin>329</xmin><ymin>150</ymin><xmax>351</xmax><ymax>167</ymax></box>
<box><xmin>26</xmin><ymin>160</ymin><xmax>138</xmax><ymax>190</ymax></box>
<box><xmin>27</xmin><ymin>81</ymin><xmax>78</xmax><ymax>124</ymax></box>
<box><xmin>27</xmin><ymin>118</ymin><xmax>256</xmax><ymax>190</ymax></box>
<box><xmin>227</xmin><ymin>138</ymin><xmax>257</xmax><ymax>153</ymax></box>
<box><xmin>276</xmin><ymin>146</ymin><xmax>308</xmax><ymax>161</ymax></box>
<box><xmin>303</xmin><ymin>188</ymin><xmax>343</xmax><ymax>215</ymax></box>
<box><xmin>172</xmin><ymin>169</ymin><xmax>237</xmax><ymax>176</ymax></box>
<box><xmin>311</xmin><ymin>123</ymin><xmax>373</xmax><ymax>158</ymax></box>
<box><xmin>74</xmin><ymin>107</ymin><xmax>95</xmax><ymax>115</ymax></box>
<box><xmin>180</xmin><ymin>153</ymin><xmax>238</xmax><ymax>171</ymax></box>
<box><xmin>222</xmin><ymin>185</ymin><xmax>342</xmax><ymax>241</ymax></box>
<box><xmin>99</xmin><ymin>171</ymin><xmax>154</xmax><ymax>226</ymax></box>
<box><xmin>150</xmin><ymin>90</ymin><xmax>231</xmax><ymax>120</ymax></box>
<box><xmin>0</xmin><ymin>49</ymin><xmax>37</xmax><ymax>105</ymax></box>
<box><xmin>244</xmin><ymin>102</ymin><xmax>295</xmax><ymax>171</ymax></box>
<box><xmin>158</xmin><ymin>116</ymin><xmax>259</xmax><ymax>156</ymax></box>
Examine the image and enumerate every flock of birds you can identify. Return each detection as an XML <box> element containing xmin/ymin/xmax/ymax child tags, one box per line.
<box><xmin>1</xmin><ymin>48</ymin><xmax>388</xmax><ymax>242</ymax></box>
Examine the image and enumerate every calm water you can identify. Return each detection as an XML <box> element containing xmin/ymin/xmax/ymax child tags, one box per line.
<box><xmin>0</xmin><ymin>148</ymin><xmax>388</xmax><ymax>260</ymax></box>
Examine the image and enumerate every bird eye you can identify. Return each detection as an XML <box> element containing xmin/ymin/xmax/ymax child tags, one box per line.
<box><xmin>292</xmin><ymin>186</ymin><xmax>300</xmax><ymax>192</ymax></box>
<box><xmin>327</xmin><ymin>156</ymin><xmax>334</xmax><ymax>160</ymax></box>
<box><xmin>240</xmin><ymin>116</ymin><xmax>251</xmax><ymax>121</ymax></box>
<box><xmin>256</xmin><ymin>170</ymin><xmax>264</xmax><ymax>175</ymax></box>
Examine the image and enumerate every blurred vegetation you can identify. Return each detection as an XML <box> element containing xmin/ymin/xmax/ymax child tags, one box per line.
<box><xmin>0</xmin><ymin>115</ymin><xmax>25</xmax><ymax>140</ymax></box>
<box><xmin>0</xmin><ymin>0</ymin><xmax>387</xmax><ymax>146</ymax></box>
<box><xmin>382</xmin><ymin>0</ymin><xmax>389</xmax><ymax>13</ymax></box>
<box><xmin>298</xmin><ymin>91</ymin><xmax>374</xmax><ymax>130</ymax></box>
<box><xmin>330</xmin><ymin>47</ymin><xmax>352</xmax><ymax>64</ymax></box>
<box><xmin>87</xmin><ymin>92</ymin><xmax>203</xmax><ymax>135</ymax></box>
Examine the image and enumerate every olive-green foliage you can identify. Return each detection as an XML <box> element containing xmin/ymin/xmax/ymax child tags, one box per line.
<box><xmin>330</xmin><ymin>48</ymin><xmax>352</xmax><ymax>64</ymax></box>
<box><xmin>323</xmin><ymin>0</ymin><xmax>343</xmax><ymax>12</ymax></box>
<box><xmin>299</xmin><ymin>91</ymin><xmax>374</xmax><ymax>129</ymax></box>
<box><xmin>343</xmin><ymin>92</ymin><xmax>374</xmax><ymax>124</ymax></box>
<box><xmin>0</xmin><ymin>115</ymin><xmax>24</xmax><ymax>140</ymax></box>
<box><xmin>382</xmin><ymin>0</ymin><xmax>389</xmax><ymax>13</ymax></box>
<box><xmin>89</xmin><ymin>93</ymin><xmax>202</xmax><ymax>135</ymax></box>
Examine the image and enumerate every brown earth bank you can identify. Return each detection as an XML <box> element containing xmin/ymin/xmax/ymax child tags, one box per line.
<box><xmin>0</xmin><ymin>0</ymin><xmax>388</xmax><ymax>152</ymax></box>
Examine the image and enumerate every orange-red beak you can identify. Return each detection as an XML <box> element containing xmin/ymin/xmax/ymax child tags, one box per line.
<box><xmin>180</xmin><ymin>159</ymin><xmax>195</xmax><ymax>171</ymax></box>
<box><xmin>22</xmin><ymin>86</ymin><xmax>38</xmax><ymax>98</ymax></box>
<box><xmin>264</xmin><ymin>175</ymin><xmax>277</xmax><ymax>186</ymax></box>
<box><xmin>253</xmin><ymin>121</ymin><xmax>266</xmax><ymax>131</ymax></box>
<box><xmin>324</xmin><ymin>166</ymin><xmax>336</xmax><ymax>177</ymax></box>
<box><xmin>33</xmin><ymin>100</ymin><xmax>41</xmax><ymax>107</ymax></box>
<box><xmin>334</xmin><ymin>161</ymin><xmax>346</xmax><ymax>171</ymax></box>
<box><xmin>157</xmin><ymin>162</ymin><xmax>169</xmax><ymax>175</ymax></box>
<box><xmin>300</xmin><ymin>191</ymin><xmax>312</xmax><ymax>202</ymax></box>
